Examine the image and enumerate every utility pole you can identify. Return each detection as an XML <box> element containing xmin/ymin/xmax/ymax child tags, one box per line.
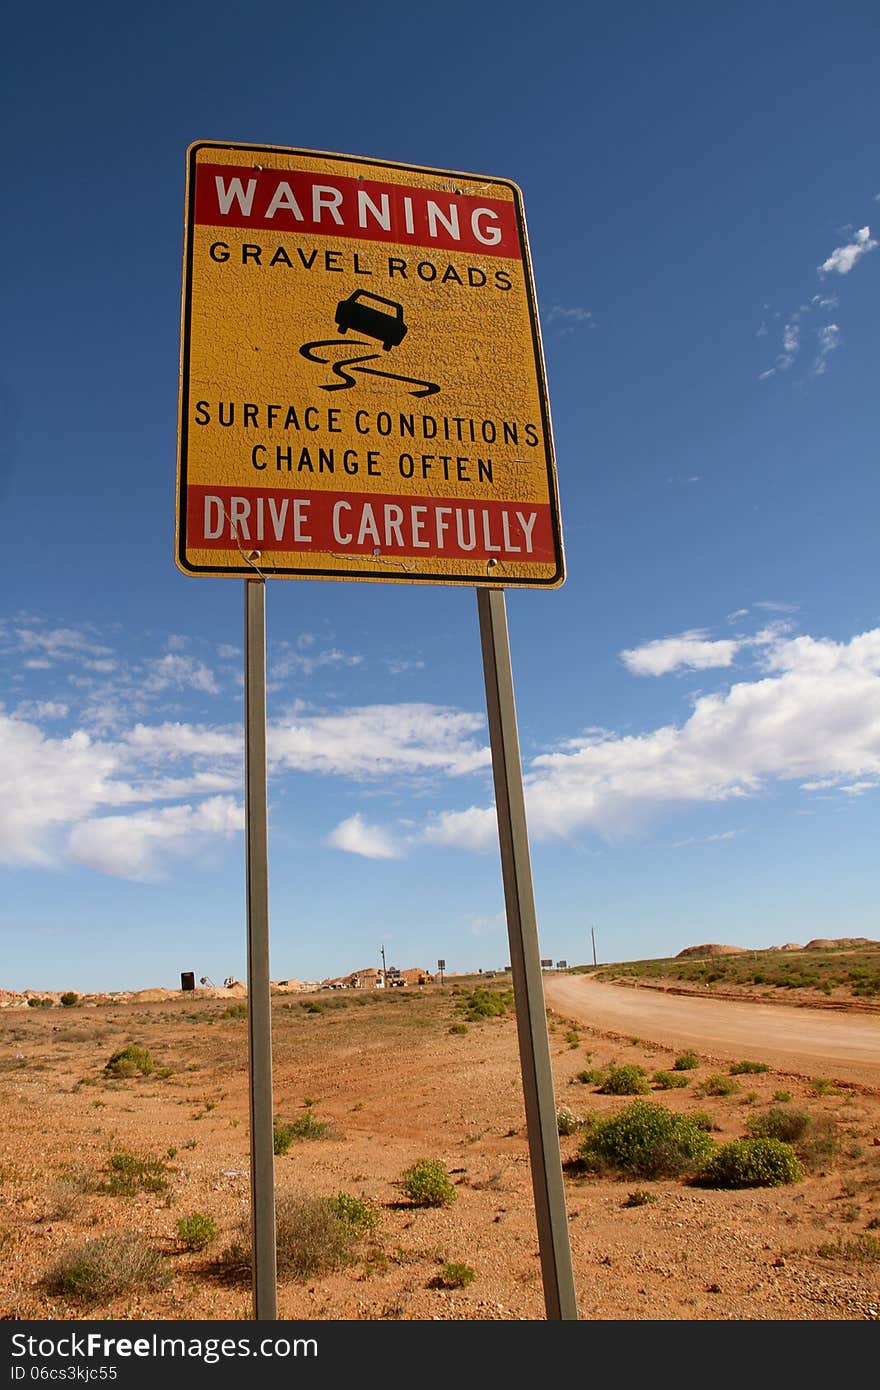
<box><xmin>591</xmin><ymin>926</ymin><xmax>598</xmax><ymax>968</ymax></box>
<box><xmin>380</xmin><ymin>944</ymin><xmax>387</xmax><ymax>989</ymax></box>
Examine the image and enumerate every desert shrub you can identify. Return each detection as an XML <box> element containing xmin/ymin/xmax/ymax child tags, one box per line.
<box><xmin>600</xmin><ymin>1065</ymin><xmax>650</xmax><ymax>1096</ymax></box>
<box><xmin>797</xmin><ymin>1115</ymin><xmax>840</xmax><ymax>1171</ymax></box>
<box><xmin>176</xmin><ymin>1212</ymin><xmax>218</xmax><ymax>1250</ymax></box>
<box><xmin>221</xmin><ymin>1003</ymin><xmax>247</xmax><ymax>1019</ymax></box>
<box><xmin>573</xmin><ymin>1067</ymin><xmax>608</xmax><ymax>1086</ymax></box>
<box><xmin>809</xmin><ymin>1077</ymin><xmax>839</xmax><ymax>1096</ymax></box>
<box><xmin>325</xmin><ymin>1193</ymin><xmax>380</xmax><ymax>1236</ymax></box>
<box><xmin>59</xmin><ymin>992</ymin><xmax>80</xmax><ymax>1008</ymax></box>
<box><xmin>448</xmin><ymin>1022</ymin><xmax>468</xmax><ymax>1035</ymax></box>
<box><xmin>429</xmin><ymin>1262</ymin><xmax>475</xmax><ymax>1288</ymax></box>
<box><xmin>652</xmin><ymin>1070</ymin><xmax>689</xmax><ymax>1090</ymax></box>
<box><xmin>45</xmin><ymin>1235</ymin><xmax>168</xmax><ymax>1303</ymax></box>
<box><xmin>622</xmin><ymin>1189</ymin><xmax>658</xmax><ymax>1207</ymax></box>
<box><xmin>400</xmin><ymin>1158</ymin><xmax>457</xmax><ymax>1207</ymax></box>
<box><xmin>747</xmin><ymin>1106</ymin><xmax>811</xmax><ymax>1145</ymax></box>
<box><xmin>456</xmin><ymin>987</ymin><xmax>513</xmax><ymax>1022</ymax></box>
<box><xmin>104</xmin><ymin>1045</ymin><xmax>153</xmax><ymax>1077</ymax></box>
<box><xmin>577</xmin><ymin>1101</ymin><xmax>716</xmax><ymax>1179</ymax></box>
<box><xmin>698</xmin><ymin>1074</ymin><xmax>740</xmax><ymax>1098</ymax></box>
<box><xmin>698</xmin><ymin>1137</ymin><xmax>804</xmax><ymax>1188</ymax></box>
<box><xmin>817</xmin><ymin>1234</ymin><xmax>880</xmax><ymax>1262</ymax></box>
<box><xmin>773</xmin><ymin>1090</ymin><xmax>793</xmax><ymax>1103</ymax></box>
<box><xmin>673</xmin><ymin>1052</ymin><xmax>700</xmax><ymax>1071</ymax></box>
<box><xmin>301</xmin><ymin>1000</ymin><xmax>324</xmax><ymax>1014</ymax></box>
<box><xmin>221</xmin><ymin>1194</ymin><xmax>363</xmax><ymax>1281</ymax></box>
<box><xmin>729</xmin><ymin>1060</ymin><xmax>769</xmax><ymax>1075</ymax></box>
<box><xmin>101</xmin><ymin>1151</ymin><xmax>170</xmax><ymax>1196</ymax></box>
<box><xmin>564</xmin><ymin>1030</ymin><xmax>580</xmax><ymax>1047</ymax></box>
<box><xmin>273</xmin><ymin>1113</ymin><xmax>328</xmax><ymax>1153</ymax></box>
<box><xmin>28</xmin><ymin>997</ymin><xmax>52</xmax><ymax>1009</ymax></box>
<box><xmin>687</xmin><ymin>1110</ymin><xmax>718</xmax><ymax>1131</ymax></box>
<box><xmin>556</xmin><ymin>1107</ymin><xmax>581</xmax><ymax>1136</ymax></box>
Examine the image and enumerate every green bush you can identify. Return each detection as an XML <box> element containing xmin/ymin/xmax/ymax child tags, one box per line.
<box><xmin>698</xmin><ymin>1137</ymin><xmax>804</xmax><ymax>1188</ymax></box>
<box><xmin>100</xmin><ymin>1151</ymin><xmax>170</xmax><ymax>1196</ymax></box>
<box><xmin>28</xmin><ymin>997</ymin><xmax>53</xmax><ymax>1008</ymax></box>
<box><xmin>577</xmin><ymin>1101</ymin><xmax>716</xmax><ymax>1179</ymax></box>
<box><xmin>45</xmin><ymin>1235</ymin><xmax>168</xmax><ymax>1302</ymax></box>
<box><xmin>652</xmin><ymin>1070</ymin><xmax>689</xmax><ymax>1090</ymax></box>
<box><xmin>176</xmin><ymin>1212</ymin><xmax>218</xmax><ymax>1250</ymax></box>
<box><xmin>456</xmin><ymin>987</ymin><xmax>513</xmax><ymax>1023</ymax></box>
<box><xmin>729</xmin><ymin>1059</ymin><xmax>769</xmax><ymax>1075</ymax></box>
<box><xmin>672</xmin><ymin>1052</ymin><xmax>700</xmax><ymax>1071</ymax></box>
<box><xmin>747</xmin><ymin>1106</ymin><xmax>810</xmax><ymax>1145</ymax></box>
<box><xmin>448</xmin><ymin>1022</ymin><xmax>468</xmax><ymax>1036</ymax></box>
<box><xmin>104</xmin><ymin>1045</ymin><xmax>154</xmax><ymax>1077</ymax></box>
<box><xmin>400</xmin><ymin>1158</ymin><xmax>457</xmax><ymax>1207</ymax></box>
<box><xmin>773</xmin><ymin>1090</ymin><xmax>792</xmax><ymax>1103</ymax></box>
<box><xmin>273</xmin><ymin>1112</ymin><xmax>328</xmax><ymax>1153</ymax></box>
<box><xmin>600</xmin><ymin>1065</ymin><xmax>650</xmax><ymax>1096</ymax></box>
<box><xmin>622</xmin><ymin>1189</ymin><xmax>658</xmax><ymax>1207</ymax></box>
<box><xmin>325</xmin><ymin>1193</ymin><xmax>380</xmax><ymax>1236</ymax></box>
<box><xmin>429</xmin><ymin>1262</ymin><xmax>475</xmax><ymax>1288</ymax></box>
<box><xmin>573</xmin><ymin>1067</ymin><xmax>608</xmax><ymax>1086</ymax></box>
<box><xmin>809</xmin><ymin>1077</ymin><xmax>839</xmax><ymax>1096</ymax></box>
<box><xmin>698</xmin><ymin>1074</ymin><xmax>740</xmax><ymax>1097</ymax></box>
<box><xmin>59</xmin><ymin>992</ymin><xmax>80</xmax><ymax>1008</ymax></box>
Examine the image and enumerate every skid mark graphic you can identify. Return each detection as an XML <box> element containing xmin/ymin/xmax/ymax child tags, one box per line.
<box><xmin>299</xmin><ymin>340</ymin><xmax>440</xmax><ymax>397</ymax></box>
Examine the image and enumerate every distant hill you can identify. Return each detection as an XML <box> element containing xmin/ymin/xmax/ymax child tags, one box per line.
<box><xmin>676</xmin><ymin>943</ymin><xmax>747</xmax><ymax>959</ymax></box>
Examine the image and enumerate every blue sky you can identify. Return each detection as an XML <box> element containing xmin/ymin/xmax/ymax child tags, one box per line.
<box><xmin>2</xmin><ymin>3</ymin><xmax>878</xmax><ymax>991</ymax></box>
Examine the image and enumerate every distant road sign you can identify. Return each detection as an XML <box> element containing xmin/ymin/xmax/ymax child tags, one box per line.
<box><xmin>437</xmin><ymin>959</ymin><xmax>446</xmax><ymax>969</ymax></box>
<box><xmin>556</xmin><ymin>960</ymin><xmax>567</xmax><ymax>969</ymax></box>
<box><xmin>540</xmin><ymin>959</ymin><xmax>553</xmax><ymax>968</ymax></box>
<box><xmin>177</xmin><ymin>142</ymin><xmax>564</xmax><ymax>588</ymax></box>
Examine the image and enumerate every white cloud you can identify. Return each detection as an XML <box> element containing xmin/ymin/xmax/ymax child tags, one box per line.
<box><xmin>819</xmin><ymin>226</ymin><xmax>878</xmax><ymax>276</ymax></box>
<box><xmin>270</xmin><ymin>704</ymin><xmax>489</xmax><ymax>779</ymax></box>
<box><xmin>15</xmin><ymin>626</ymin><xmax>112</xmax><ymax>663</ymax></box>
<box><xmin>811</xmin><ymin>322</ymin><xmax>841</xmax><ymax>376</ymax></box>
<box><xmin>620</xmin><ymin>629</ymin><xmax>741</xmax><ymax>677</ymax></box>
<box><xmin>325</xmin><ymin>813</ymin><xmax>401</xmax><ymax>860</ymax></box>
<box><xmin>424</xmin><ymin>626</ymin><xmax>880</xmax><ymax>850</ymax></box>
<box><xmin>672</xmin><ymin>830</ymin><xmax>738</xmax><ymax>848</ymax></box>
<box><xmin>13</xmin><ymin>700</ymin><xmax>69</xmax><ymax>720</ymax></box>
<box><xmin>67</xmin><ymin>797</ymin><xmax>243</xmax><ymax>880</ymax></box>
<box><xmin>424</xmin><ymin>805</ymin><xmax>497</xmax><ymax>852</ymax></box>
<box><xmin>142</xmin><ymin>654</ymin><xmax>219</xmax><ymax>695</ymax></box>
<box><xmin>0</xmin><ymin>717</ymin><xmax>122</xmax><ymax>865</ymax></box>
<box><xmin>546</xmin><ymin>305</ymin><xmax>592</xmax><ymax>329</ymax></box>
<box><xmin>270</xmin><ymin>646</ymin><xmax>363</xmax><ymax>680</ymax></box>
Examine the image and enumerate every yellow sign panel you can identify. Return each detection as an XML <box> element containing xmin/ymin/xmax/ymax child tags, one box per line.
<box><xmin>176</xmin><ymin>141</ymin><xmax>564</xmax><ymax>587</ymax></box>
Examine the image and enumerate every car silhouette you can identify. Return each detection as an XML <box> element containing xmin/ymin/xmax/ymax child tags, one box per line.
<box><xmin>334</xmin><ymin>291</ymin><xmax>408</xmax><ymax>351</ymax></box>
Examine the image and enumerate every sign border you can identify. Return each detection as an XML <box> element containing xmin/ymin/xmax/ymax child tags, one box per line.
<box><xmin>177</xmin><ymin>140</ymin><xmax>565</xmax><ymax>588</ymax></box>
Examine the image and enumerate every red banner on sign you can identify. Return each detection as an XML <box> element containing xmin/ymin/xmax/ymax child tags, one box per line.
<box><xmin>186</xmin><ymin>484</ymin><xmax>554</xmax><ymax>562</ymax></box>
<box><xmin>193</xmin><ymin>164</ymin><xmax>521</xmax><ymax>259</ymax></box>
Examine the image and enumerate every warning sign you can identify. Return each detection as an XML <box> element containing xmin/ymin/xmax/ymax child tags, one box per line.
<box><xmin>176</xmin><ymin>142</ymin><xmax>564</xmax><ymax>587</ymax></box>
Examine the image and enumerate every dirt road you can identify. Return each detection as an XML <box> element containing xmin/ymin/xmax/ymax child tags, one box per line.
<box><xmin>544</xmin><ymin>974</ymin><xmax>880</xmax><ymax>1089</ymax></box>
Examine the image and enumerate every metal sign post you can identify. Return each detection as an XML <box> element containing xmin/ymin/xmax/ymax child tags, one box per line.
<box><xmin>477</xmin><ymin>587</ymin><xmax>578</xmax><ymax>1321</ymax></box>
<box><xmin>244</xmin><ymin>578</ymin><xmax>277</xmax><ymax>1319</ymax></box>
